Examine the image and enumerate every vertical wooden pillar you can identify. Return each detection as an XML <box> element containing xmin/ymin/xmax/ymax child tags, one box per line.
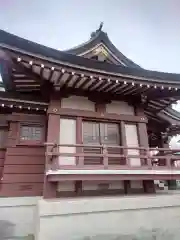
<box><xmin>136</xmin><ymin>107</ymin><xmax>149</xmax><ymax>149</ymax></box>
<box><xmin>76</xmin><ymin>117</ymin><xmax>82</xmax><ymax>144</ymax></box>
<box><xmin>167</xmin><ymin>180</ymin><xmax>177</xmax><ymax>190</ymax></box>
<box><xmin>120</xmin><ymin>121</ymin><xmax>128</xmax><ymax>166</ymax></box>
<box><xmin>124</xmin><ymin>180</ymin><xmax>131</xmax><ymax>194</ymax></box>
<box><xmin>138</xmin><ymin>122</ymin><xmax>151</xmax><ymax>166</ymax></box>
<box><xmin>136</xmin><ymin>106</ymin><xmax>155</xmax><ymax>193</ymax></box>
<box><xmin>136</xmin><ymin>107</ymin><xmax>151</xmax><ymax>166</ymax></box>
<box><xmin>95</xmin><ymin>102</ymin><xmax>106</xmax><ymax>114</ymax></box>
<box><xmin>43</xmin><ymin>98</ymin><xmax>61</xmax><ymax>199</ymax></box>
<box><xmin>143</xmin><ymin>180</ymin><xmax>155</xmax><ymax>193</ymax></box>
<box><xmin>75</xmin><ymin>180</ymin><xmax>82</xmax><ymax>195</ymax></box>
<box><xmin>76</xmin><ymin>117</ymin><xmax>83</xmax><ymax>166</ymax></box>
<box><xmin>76</xmin><ymin>117</ymin><xmax>83</xmax><ymax>195</ymax></box>
<box><xmin>137</xmin><ymin>122</ymin><xmax>149</xmax><ymax>149</ymax></box>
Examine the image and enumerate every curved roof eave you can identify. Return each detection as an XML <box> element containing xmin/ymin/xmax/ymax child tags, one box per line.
<box><xmin>157</xmin><ymin>107</ymin><xmax>180</xmax><ymax>127</ymax></box>
<box><xmin>164</xmin><ymin>107</ymin><xmax>180</xmax><ymax>121</ymax></box>
<box><xmin>64</xmin><ymin>30</ymin><xmax>141</xmax><ymax>69</ymax></box>
<box><xmin>1</xmin><ymin>29</ymin><xmax>180</xmax><ymax>84</ymax></box>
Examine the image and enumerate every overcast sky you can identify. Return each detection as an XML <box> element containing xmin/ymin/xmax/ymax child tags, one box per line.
<box><xmin>0</xmin><ymin>0</ymin><xmax>180</xmax><ymax>73</ymax></box>
<box><xmin>1</xmin><ymin>0</ymin><xmax>180</xmax><ymax>143</ymax></box>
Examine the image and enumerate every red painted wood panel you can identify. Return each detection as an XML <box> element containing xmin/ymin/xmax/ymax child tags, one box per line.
<box><xmin>5</xmin><ymin>156</ymin><xmax>45</xmax><ymax>165</ymax></box>
<box><xmin>0</xmin><ymin>166</ymin><xmax>3</xmax><ymax>176</ymax></box>
<box><xmin>3</xmin><ymin>173</ymin><xmax>44</xmax><ymax>183</ymax></box>
<box><xmin>0</xmin><ymin>183</ymin><xmax>43</xmax><ymax>197</ymax></box>
<box><xmin>0</xmin><ymin>149</ymin><xmax>5</xmax><ymax>181</ymax></box>
<box><xmin>4</xmin><ymin>164</ymin><xmax>44</xmax><ymax>174</ymax></box>
<box><xmin>0</xmin><ymin>158</ymin><xmax>5</xmax><ymax>167</ymax></box>
<box><xmin>0</xmin><ymin>150</ymin><xmax>5</xmax><ymax>159</ymax></box>
<box><xmin>0</xmin><ymin>114</ymin><xmax>46</xmax><ymax>198</ymax></box>
<box><xmin>6</xmin><ymin>147</ymin><xmax>45</xmax><ymax>156</ymax></box>
<box><xmin>0</xmin><ymin>150</ymin><xmax>5</xmax><ymax>166</ymax></box>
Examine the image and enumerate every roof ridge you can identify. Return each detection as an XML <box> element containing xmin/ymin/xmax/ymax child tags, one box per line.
<box><xmin>1</xmin><ymin>29</ymin><xmax>180</xmax><ymax>83</ymax></box>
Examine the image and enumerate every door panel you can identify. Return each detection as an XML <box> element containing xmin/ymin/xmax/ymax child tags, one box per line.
<box><xmin>83</xmin><ymin>121</ymin><xmax>121</xmax><ymax>165</ymax></box>
<box><xmin>83</xmin><ymin>122</ymin><xmax>100</xmax><ymax>144</ymax></box>
<box><xmin>59</xmin><ymin>119</ymin><xmax>76</xmax><ymax>165</ymax></box>
<box><xmin>100</xmin><ymin>123</ymin><xmax>122</xmax><ymax>165</ymax></box>
<box><xmin>100</xmin><ymin>123</ymin><xmax>119</xmax><ymax>145</ymax></box>
<box><xmin>83</xmin><ymin>122</ymin><xmax>102</xmax><ymax>165</ymax></box>
<box><xmin>125</xmin><ymin>124</ymin><xmax>141</xmax><ymax>166</ymax></box>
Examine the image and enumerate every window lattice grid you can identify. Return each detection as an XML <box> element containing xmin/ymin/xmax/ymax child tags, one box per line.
<box><xmin>20</xmin><ymin>125</ymin><xmax>42</xmax><ymax>141</ymax></box>
<box><xmin>100</xmin><ymin>123</ymin><xmax>120</xmax><ymax>145</ymax></box>
<box><xmin>83</xmin><ymin>121</ymin><xmax>120</xmax><ymax>145</ymax></box>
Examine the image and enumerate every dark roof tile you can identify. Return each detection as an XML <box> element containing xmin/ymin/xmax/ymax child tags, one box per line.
<box><xmin>0</xmin><ymin>29</ymin><xmax>180</xmax><ymax>83</ymax></box>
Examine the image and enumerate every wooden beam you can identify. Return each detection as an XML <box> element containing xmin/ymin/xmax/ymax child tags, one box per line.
<box><xmin>48</xmin><ymin>107</ymin><xmax>148</xmax><ymax>123</ymax></box>
<box><xmin>55</xmin><ymin>87</ymin><xmax>142</xmax><ymax>103</ymax></box>
<box><xmin>0</xmin><ymin>91</ymin><xmax>48</xmax><ymax>103</ymax></box>
<box><xmin>146</xmin><ymin>90</ymin><xmax>180</xmax><ymax>100</ymax></box>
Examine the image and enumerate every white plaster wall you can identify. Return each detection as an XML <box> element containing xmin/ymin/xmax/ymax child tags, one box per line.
<box><xmin>82</xmin><ymin>181</ymin><xmax>99</xmax><ymax>191</ymax></box>
<box><xmin>125</xmin><ymin>124</ymin><xmax>141</xmax><ymax>166</ymax></box>
<box><xmin>109</xmin><ymin>180</ymin><xmax>124</xmax><ymax>190</ymax></box>
<box><xmin>131</xmin><ymin>180</ymin><xmax>143</xmax><ymax>189</ymax></box>
<box><xmin>57</xmin><ymin>181</ymin><xmax>75</xmax><ymax>192</ymax></box>
<box><xmin>82</xmin><ymin>181</ymin><xmax>124</xmax><ymax>191</ymax></box>
<box><xmin>0</xmin><ymin>197</ymin><xmax>41</xmax><ymax>240</ymax></box>
<box><xmin>106</xmin><ymin>101</ymin><xmax>134</xmax><ymax>115</ymax></box>
<box><xmin>61</xmin><ymin>96</ymin><xmax>95</xmax><ymax>111</ymax></box>
<box><xmin>59</xmin><ymin>118</ymin><xmax>76</xmax><ymax>165</ymax></box>
<box><xmin>35</xmin><ymin>195</ymin><xmax>180</xmax><ymax>240</ymax></box>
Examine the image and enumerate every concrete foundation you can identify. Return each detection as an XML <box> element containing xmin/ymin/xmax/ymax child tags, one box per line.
<box><xmin>0</xmin><ymin>197</ymin><xmax>41</xmax><ymax>240</ymax></box>
<box><xmin>35</xmin><ymin>194</ymin><xmax>180</xmax><ymax>240</ymax></box>
<box><xmin>1</xmin><ymin>194</ymin><xmax>180</xmax><ymax>240</ymax></box>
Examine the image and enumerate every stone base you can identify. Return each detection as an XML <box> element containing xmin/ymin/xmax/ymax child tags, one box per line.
<box><xmin>0</xmin><ymin>197</ymin><xmax>40</xmax><ymax>240</ymax></box>
<box><xmin>35</xmin><ymin>195</ymin><xmax>180</xmax><ymax>240</ymax></box>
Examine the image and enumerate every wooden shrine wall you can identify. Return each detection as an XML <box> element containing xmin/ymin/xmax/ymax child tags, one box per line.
<box><xmin>0</xmin><ymin>113</ymin><xmax>46</xmax><ymax>197</ymax></box>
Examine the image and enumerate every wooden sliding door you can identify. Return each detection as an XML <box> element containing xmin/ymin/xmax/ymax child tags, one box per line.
<box><xmin>59</xmin><ymin>118</ymin><xmax>76</xmax><ymax>165</ymax></box>
<box><xmin>83</xmin><ymin>121</ymin><xmax>101</xmax><ymax>165</ymax></box>
<box><xmin>125</xmin><ymin>124</ymin><xmax>141</xmax><ymax>166</ymax></box>
<box><xmin>83</xmin><ymin>121</ymin><xmax>121</xmax><ymax>165</ymax></box>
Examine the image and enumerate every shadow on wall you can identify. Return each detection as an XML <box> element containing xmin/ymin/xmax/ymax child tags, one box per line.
<box><xmin>0</xmin><ymin>220</ymin><xmax>34</xmax><ymax>240</ymax></box>
<box><xmin>82</xmin><ymin>228</ymin><xmax>179</xmax><ymax>240</ymax></box>
<box><xmin>0</xmin><ymin>220</ymin><xmax>15</xmax><ymax>239</ymax></box>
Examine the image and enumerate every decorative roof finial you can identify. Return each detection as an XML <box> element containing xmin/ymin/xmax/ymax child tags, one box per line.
<box><xmin>90</xmin><ymin>22</ymin><xmax>104</xmax><ymax>38</ymax></box>
<box><xmin>98</xmin><ymin>22</ymin><xmax>104</xmax><ymax>32</ymax></box>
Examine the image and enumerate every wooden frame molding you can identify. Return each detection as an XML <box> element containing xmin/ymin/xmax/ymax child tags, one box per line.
<box><xmin>48</xmin><ymin>108</ymin><xmax>147</xmax><ymax>123</ymax></box>
<box><xmin>43</xmin><ymin>98</ymin><xmax>61</xmax><ymax>198</ymax></box>
<box><xmin>17</xmin><ymin>123</ymin><xmax>45</xmax><ymax>146</ymax></box>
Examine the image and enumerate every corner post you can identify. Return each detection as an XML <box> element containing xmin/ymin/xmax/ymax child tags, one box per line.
<box><xmin>43</xmin><ymin>95</ymin><xmax>61</xmax><ymax>199</ymax></box>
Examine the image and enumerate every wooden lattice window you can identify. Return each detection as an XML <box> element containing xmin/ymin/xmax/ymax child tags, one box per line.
<box><xmin>83</xmin><ymin>121</ymin><xmax>120</xmax><ymax>145</ymax></box>
<box><xmin>20</xmin><ymin>125</ymin><xmax>43</xmax><ymax>142</ymax></box>
<box><xmin>83</xmin><ymin>121</ymin><xmax>121</xmax><ymax>165</ymax></box>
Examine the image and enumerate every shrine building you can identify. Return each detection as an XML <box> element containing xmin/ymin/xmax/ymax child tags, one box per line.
<box><xmin>0</xmin><ymin>25</ymin><xmax>180</xmax><ymax>198</ymax></box>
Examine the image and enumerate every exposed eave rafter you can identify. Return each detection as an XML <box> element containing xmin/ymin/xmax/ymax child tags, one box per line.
<box><xmin>12</xmin><ymin>55</ymin><xmax>180</xmax><ymax>91</ymax></box>
<box><xmin>12</xmin><ymin>55</ymin><xmax>180</xmax><ymax>113</ymax></box>
<box><xmin>0</xmin><ymin>91</ymin><xmax>48</xmax><ymax>112</ymax></box>
<box><xmin>0</xmin><ymin>29</ymin><xmax>180</xmax><ymax>125</ymax></box>
<box><xmin>1</xmin><ymin>28</ymin><xmax>180</xmax><ymax>86</ymax></box>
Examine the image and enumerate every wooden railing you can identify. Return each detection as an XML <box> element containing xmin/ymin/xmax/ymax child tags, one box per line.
<box><xmin>45</xmin><ymin>143</ymin><xmax>180</xmax><ymax>171</ymax></box>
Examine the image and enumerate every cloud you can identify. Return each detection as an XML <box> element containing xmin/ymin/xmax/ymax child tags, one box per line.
<box><xmin>172</xmin><ymin>102</ymin><xmax>180</xmax><ymax>112</ymax></box>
